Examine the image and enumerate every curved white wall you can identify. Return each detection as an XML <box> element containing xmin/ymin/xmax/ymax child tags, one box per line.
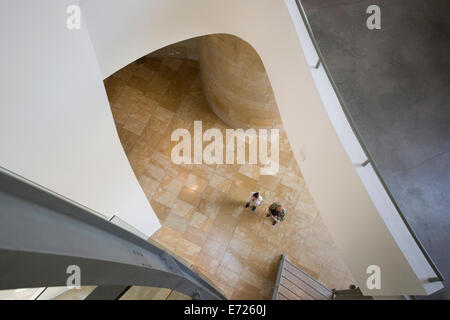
<box><xmin>0</xmin><ymin>0</ymin><xmax>441</xmax><ymax>295</ymax></box>
<box><xmin>79</xmin><ymin>0</ymin><xmax>441</xmax><ymax>295</ymax></box>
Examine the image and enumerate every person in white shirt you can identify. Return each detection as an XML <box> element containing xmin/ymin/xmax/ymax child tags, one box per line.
<box><xmin>245</xmin><ymin>192</ymin><xmax>263</xmax><ymax>212</ymax></box>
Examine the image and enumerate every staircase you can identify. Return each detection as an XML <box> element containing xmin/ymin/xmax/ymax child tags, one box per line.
<box><xmin>272</xmin><ymin>255</ymin><xmax>333</xmax><ymax>300</ymax></box>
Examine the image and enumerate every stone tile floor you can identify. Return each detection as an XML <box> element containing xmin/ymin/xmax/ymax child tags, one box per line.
<box><xmin>104</xmin><ymin>56</ymin><xmax>355</xmax><ymax>299</ymax></box>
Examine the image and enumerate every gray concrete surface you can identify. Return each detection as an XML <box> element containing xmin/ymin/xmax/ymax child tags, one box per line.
<box><xmin>301</xmin><ymin>0</ymin><xmax>450</xmax><ymax>299</ymax></box>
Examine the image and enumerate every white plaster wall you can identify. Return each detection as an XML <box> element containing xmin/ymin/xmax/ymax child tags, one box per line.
<box><xmin>285</xmin><ymin>0</ymin><xmax>442</xmax><ymax>295</ymax></box>
<box><xmin>0</xmin><ymin>0</ymin><xmax>160</xmax><ymax>237</ymax></box>
<box><xmin>79</xmin><ymin>0</ymin><xmax>441</xmax><ymax>295</ymax></box>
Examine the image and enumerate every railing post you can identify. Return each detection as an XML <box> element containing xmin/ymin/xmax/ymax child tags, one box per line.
<box><xmin>314</xmin><ymin>59</ymin><xmax>321</xmax><ymax>69</ymax></box>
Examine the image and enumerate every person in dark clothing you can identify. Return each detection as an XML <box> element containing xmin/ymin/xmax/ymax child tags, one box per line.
<box><xmin>266</xmin><ymin>202</ymin><xmax>286</xmax><ymax>226</ymax></box>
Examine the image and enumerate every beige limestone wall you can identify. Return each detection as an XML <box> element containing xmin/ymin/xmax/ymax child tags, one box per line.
<box><xmin>198</xmin><ymin>34</ymin><xmax>283</xmax><ymax>129</ymax></box>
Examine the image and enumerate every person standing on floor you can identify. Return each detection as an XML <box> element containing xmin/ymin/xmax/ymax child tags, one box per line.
<box><xmin>266</xmin><ymin>202</ymin><xmax>286</xmax><ymax>226</ymax></box>
<box><xmin>245</xmin><ymin>192</ymin><xmax>263</xmax><ymax>212</ymax></box>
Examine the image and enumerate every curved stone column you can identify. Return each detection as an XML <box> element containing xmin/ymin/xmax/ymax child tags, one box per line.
<box><xmin>198</xmin><ymin>34</ymin><xmax>282</xmax><ymax>129</ymax></box>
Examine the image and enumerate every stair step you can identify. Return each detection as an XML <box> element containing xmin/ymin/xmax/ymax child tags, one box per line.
<box><xmin>283</xmin><ymin>260</ymin><xmax>332</xmax><ymax>299</ymax></box>
<box><xmin>281</xmin><ymin>269</ymin><xmax>328</xmax><ymax>300</ymax></box>
<box><xmin>273</xmin><ymin>255</ymin><xmax>333</xmax><ymax>300</ymax></box>
<box><xmin>280</xmin><ymin>276</ymin><xmax>316</xmax><ymax>300</ymax></box>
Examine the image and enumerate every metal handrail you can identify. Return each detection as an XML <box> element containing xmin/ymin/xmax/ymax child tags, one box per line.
<box><xmin>294</xmin><ymin>0</ymin><xmax>444</xmax><ymax>282</ymax></box>
<box><xmin>0</xmin><ymin>165</ymin><xmax>226</xmax><ymax>300</ymax></box>
<box><xmin>271</xmin><ymin>254</ymin><xmax>287</xmax><ymax>299</ymax></box>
